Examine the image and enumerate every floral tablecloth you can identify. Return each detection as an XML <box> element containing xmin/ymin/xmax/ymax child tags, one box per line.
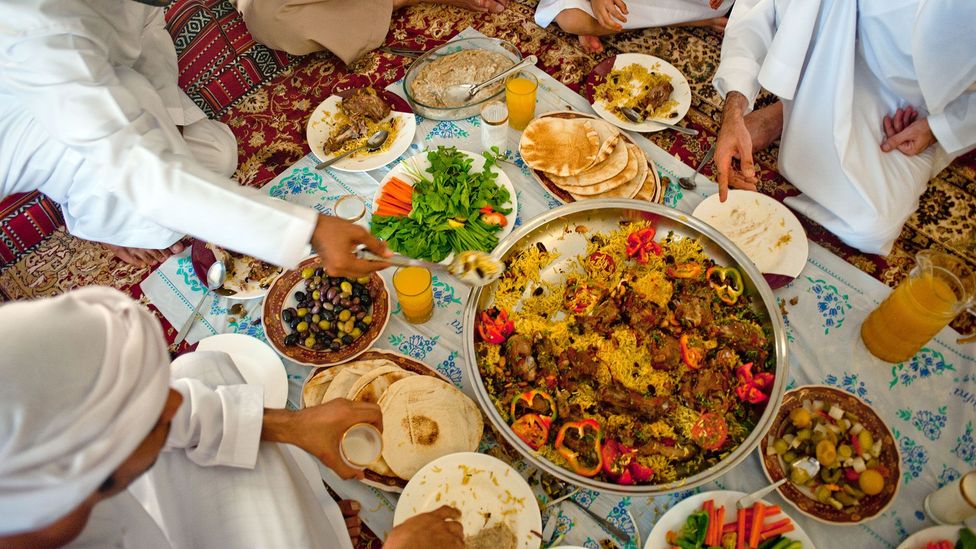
<box><xmin>143</xmin><ymin>28</ymin><xmax>976</xmax><ymax>549</ymax></box>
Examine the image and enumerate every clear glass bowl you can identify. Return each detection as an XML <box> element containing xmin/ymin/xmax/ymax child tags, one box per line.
<box><xmin>403</xmin><ymin>37</ymin><xmax>522</xmax><ymax>121</ymax></box>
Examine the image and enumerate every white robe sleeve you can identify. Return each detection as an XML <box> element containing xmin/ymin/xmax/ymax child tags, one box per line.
<box><xmin>0</xmin><ymin>27</ymin><xmax>317</xmax><ymax>268</ymax></box>
<box><xmin>928</xmin><ymin>91</ymin><xmax>976</xmax><ymax>156</ymax></box>
<box><xmin>712</xmin><ymin>0</ymin><xmax>772</xmax><ymax>109</ymax></box>
<box><xmin>133</xmin><ymin>8</ymin><xmax>197</xmax><ymax>127</ymax></box>
<box><xmin>165</xmin><ymin>352</ymin><xmax>265</xmax><ymax>469</ymax></box>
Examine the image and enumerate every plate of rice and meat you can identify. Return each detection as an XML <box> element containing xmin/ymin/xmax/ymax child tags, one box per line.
<box><xmin>584</xmin><ymin>53</ymin><xmax>691</xmax><ymax>133</ymax></box>
<box><xmin>191</xmin><ymin>240</ymin><xmax>283</xmax><ymax>299</ymax></box>
<box><xmin>462</xmin><ymin>200</ymin><xmax>788</xmax><ymax>496</ymax></box>
<box><xmin>306</xmin><ymin>87</ymin><xmax>417</xmax><ymax>172</ymax></box>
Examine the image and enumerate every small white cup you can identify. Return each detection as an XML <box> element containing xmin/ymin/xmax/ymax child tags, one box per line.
<box><xmin>340</xmin><ymin>423</ymin><xmax>383</xmax><ymax>469</ymax></box>
<box><xmin>924</xmin><ymin>470</ymin><xmax>976</xmax><ymax>524</ymax></box>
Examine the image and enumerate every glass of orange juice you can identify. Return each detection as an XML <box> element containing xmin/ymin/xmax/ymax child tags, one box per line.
<box><xmin>861</xmin><ymin>251</ymin><xmax>975</xmax><ymax>362</ymax></box>
<box><xmin>505</xmin><ymin>71</ymin><xmax>538</xmax><ymax>131</ymax></box>
<box><xmin>392</xmin><ymin>266</ymin><xmax>433</xmax><ymax>324</ymax></box>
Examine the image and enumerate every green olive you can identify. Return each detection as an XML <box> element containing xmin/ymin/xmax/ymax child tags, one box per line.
<box><xmin>296</xmin><ymin>321</ymin><xmax>309</xmax><ymax>333</ymax></box>
<box><xmin>312</xmin><ymin>276</ymin><xmax>322</xmax><ymax>286</ymax></box>
<box><xmin>783</xmin><ymin>451</ymin><xmax>797</xmax><ymax>465</ymax></box>
<box><xmin>350</xmin><ymin>327</ymin><xmax>362</xmax><ymax>339</ymax></box>
<box><xmin>773</xmin><ymin>439</ymin><xmax>789</xmax><ymax>455</ymax></box>
<box><xmin>790</xmin><ymin>466</ymin><xmax>811</xmax><ymax>485</ymax></box>
<box><xmin>301</xmin><ymin>268</ymin><xmax>314</xmax><ymax>279</ymax></box>
<box><xmin>340</xmin><ymin>281</ymin><xmax>353</xmax><ymax>294</ymax></box>
<box><xmin>312</xmin><ymin>290</ymin><xmax>321</xmax><ymax>300</ymax></box>
<box><xmin>344</xmin><ymin>319</ymin><xmax>355</xmax><ymax>333</ymax></box>
<box><xmin>796</xmin><ymin>428</ymin><xmax>812</xmax><ymax>441</ymax></box>
<box><xmin>362</xmin><ymin>315</ymin><xmax>373</xmax><ymax>325</ymax></box>
<box><xmin>858</xmin><ymin>430</ymin><xmax>874</xmax><ymax>453</ymax></box>
<box><xmin>838</xmin><ymin>444</ymin><xmax>853</xmax><ymax>458</ymax></box>
<box><xmin>304</xmin><ymin>336</ymin><xmax>316</xmax><ymax>347</ymax></box>
<box><xmin>357</xmin><ymin>276</ymin><xmax>370</xmax><ymax>284</ymax></box>
<box><xmin>318</xmin><ymin>320</ymin><xmax>331</xmax><ymax>330</ymax></box>
<box><xmin>296</xmin><ymin>307</ymin><xmax>308</xmax><ymax>317</ymax></box>
<box><xmin>311</xmin><ymin>314</ymin><xmax>321</xmax><ymax>323</ymax></box>
<box><xmin>338</xmin><ymin>309</ymin><xmax>351</xmax><ymax>322</ymax></box>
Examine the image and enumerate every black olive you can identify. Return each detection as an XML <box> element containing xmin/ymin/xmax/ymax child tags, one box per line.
<box><xmin>282</xmin><ymin>308</ymin><xmax>296</xmax><ymax>322</ymax></box>
<box><xmin>355</xmin><ymin>321</ymin><xmax>368</xmax><ymax>331</ymax></box>
<box><xmin>315</xmin><ymin>267</ymin><xmax>323</xmax><ymax>277</ymax></box>
<box><xmin>288</xmin><ymin>318</ymin><xmax>300</xmax><ymax>329</ymax></box>
<box><xmin>323</xmin><ymin>330</ymin><xmax>337</xmax><ymax>340</ymax></box>
<box><xmin>341</xmin><ymin>335</ymin><xmax>354</xmax><ymax>345</ymax></box>
<box><xmin>284</xmin><ymin>333</ymin><xmax>299</xmax><ymax>346</ymax></box>
<box><xmin>330</xmin><ymin>340</ymin><xmax>341</xmax><ymax>350</ymax></box>
<box><xmin>361</xmin><ymin>296</ymin><xmax>372</xmax><ymax>307</ymax></box>
<box><xmin>322</xmin><ymin>310</ymin><xmax>335</xmax><ymax>322</ymax></box>
<box><xmin>303</xmin><ymin>313</ymin><xmax>313</xmax><ymax>323</ymax></box>
<box><xmin>294</xmin><ymin>291</ymin><xmax>306</xmax><ymax>302</ymax></box>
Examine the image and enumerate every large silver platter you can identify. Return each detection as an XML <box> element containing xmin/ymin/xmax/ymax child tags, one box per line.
<box><xmin>461</xmin><ymin>199</ymin><xmax>789</xmax><ymax>496</ymax></box>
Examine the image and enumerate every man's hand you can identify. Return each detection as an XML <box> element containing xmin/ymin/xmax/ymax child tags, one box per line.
<box><xmin>262</xmin><ymin>399</ymin><xmax>382</xmax><ymax>480</ymax></box>
<box><xmin>881</xmin><ymin>106</ymin><xmax>935</xmax><ymax>156</ymax></box>
<box><xmin>310</xmin><ymin>215</ymin><xmax>391</xmax><ymax>278</ymax></box>
<box><xmin>715</xmin><ymin>91</ymin><xmax>758</xmax><ymax>201</ymax></box>
<box><xmin>591</xmin><ymin>0</ymin><xmax>628</xmax><ymax>30</ymax></box>
<box><xmin>385</xmin><ymin>506</ymin><xmax>464</xmax><ymax>549</ymax></box>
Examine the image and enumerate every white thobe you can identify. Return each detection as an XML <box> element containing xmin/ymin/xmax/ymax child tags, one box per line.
<box><xmin>0</xmin><ymin>0</ymin><xmax>317</xmax><ymax>268</ymax></box>
<box><xmin>535</xmin><ymin>0</ymin><xmax>734</xmax><ymax>30</ymax></box>
<box><xmin>713</xmin><ymin>0</ymin><xmax>976</xmax><ymax>255</ymax></box>
<box><xmin>69</xmin><ymin>351</ymin><xmax>352</xmax><ymax>549</ymax></box>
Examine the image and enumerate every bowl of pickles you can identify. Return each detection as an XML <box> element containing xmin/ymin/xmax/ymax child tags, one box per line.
<box><xmin>760</xmin><ymin>385</ymin><xmax>900</xmax><ymax>524</ymax></box>
<box><xmin>262</xmin><ymin>256</ymin><xmax>390</xmax><ymax>366</ymax></box>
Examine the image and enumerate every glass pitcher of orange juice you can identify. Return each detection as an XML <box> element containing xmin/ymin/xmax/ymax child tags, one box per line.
<box><xmin>861</xmin><ymin>251</ymin><xmax>975</xmax><ymax>363</ymax></box>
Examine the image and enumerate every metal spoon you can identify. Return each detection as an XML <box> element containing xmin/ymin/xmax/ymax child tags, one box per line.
<box><xmin>315</xmin><ymin>130</ymin><xmax>389</xmax><ymax>170</ymax></box>
<box><xmin>620</xmin><ymin>107</ymin><xmax>699</xmax><ymax>136</ymax></box>
<box><xmin>174</xmin><ymin>261</ymin><xmax>226</xmax><ymax>345</ymax></box>
<box><xmin>443</xmin><ymin>55</ymin><xmax>539</xmax><ymax>105</ymax></box>
<box><xmin>736</xmin><ymin>456</ymin><xmax>821</xmax><ymax>510</ymax></box>
<box><xmin>678</xmin><ymin>142</ymin><xmax>717</xmax><ymax>190</ymax></box>
<box><xmin>356</xmin><ymin>246</ymin><xmax>504</xmax><ymax>287</ymax></box>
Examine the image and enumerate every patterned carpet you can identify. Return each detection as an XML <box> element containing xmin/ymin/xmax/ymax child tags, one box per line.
<box><xmin>0</xmin><ymin>1</ymin><xmax>973</xmax><ymax>330</ymax></box>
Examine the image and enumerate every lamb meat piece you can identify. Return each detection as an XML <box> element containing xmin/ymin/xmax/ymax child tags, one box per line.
<box><xmin>597</xmin><ymin>383</ymin><xmax>677</xmax><ymax>421</ymax></box>
<box><xmin>712</xmin><ymin>347</ymin><xmax>740</xmax><ymax>370</ymax></box>
<box><xmin>673</xmin><ymin>292</ymin><xmax>713</xmax><ymax>329</ymax></box>
<box><xmin>324</xmin><ymin>117</ymin><xmax>369</xmax><ymax>153</ymax></box>
<box><xmin>679</xmin><ymin>367</ymin><xmax>732</xmax><ymax>414</ymax></box>
<box><xmin>713</xmin><ymin>319</ymin><xmax>769</xmax><ymax>366</ymax></box>
<box><xmin>638</xmin><ymin>79</ymin><xmax>674</xmax><ymax>113</ymax></box>
<box><xmin>647</xmin><ymin>334</ymin><xmax>682</xmax><ymax>371</ymax></box>
<box><xmin>575</xmin><ymin>299</ymin><xmax>621</xmax><ymax>334</ymax></box>
<box><xmin>559</xmin><ymin>347</ymin><xmax>599</xmax><ymax>380</ymax></box>
<box><xmin>505</xmin><ymin>334</ymin><xmax>538</xmax><ymax>383</ymax></box>
<box><xmin>341</xmin><ymin>89</ymin><xmax>391</xmax><ymax>122</ymax></box>
<box><xmin>638</xmin><ymin>439</ymin><xmax>698</xmax><ymax>461</ymax></box>
<box><xmin>619</xmin><ymin>291</ymin><xmax>662</xmax><ymax>329</ymax></box>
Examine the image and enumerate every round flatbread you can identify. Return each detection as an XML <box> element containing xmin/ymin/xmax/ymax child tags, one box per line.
<box><xmin>570</xmin><ymin>144</ymin><xmax>647</xmax><ymax>200</ymax></box>
<box><xmin>519</xmin><ymin>118</ymin><xmax>600</xmax><ymax>176</ymax></box>
<box><xmin>584</xmin><ymin>120</ymin><xmax>621</xmax><ymax>168</ymax></box>
<box><xmin>563</xmin><ymin>143</ymin><xmax>641</xmax><ymax>196</ymax></box>
<box><xmin>309</xmin><ymin>359</ymin><xmax>394</xmax><ymax>406</ymax></box>
<box><xmin>635</xmin><ymin>160</ymin><xmax>657</xmax><ymax>201</ymax></box>
<box><xmin>379</xmin><ymin>376</ymin><xmax>484</xmax><ymax>480</ymax></box>
<box><xmin>347</xmin><ymin>364</ymin><xmax>416</xmax><ymax>404</ymax></box>
<box><xmin>549</xmin><ymin>137</ymin><xmax>629</xmax><ymax>188</ymax></box>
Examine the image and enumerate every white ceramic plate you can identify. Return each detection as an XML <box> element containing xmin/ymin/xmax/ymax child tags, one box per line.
<box><xmin>590</xmin><ymin>53</ymin><xmax>691</xmax><ymax>133</ymax></box>
<box><xmin>196</xmin><ymin>333</ymin><xmax>288</xmax><ymax>408</ymax></box>
<box><xmin>692</xmin><ymin>190</ymin><xmax>809</xmax><ymax>279</ymax></box>
<box><xmin>897</xmin><ymin>525</ymin><xmax>967</xmax><ymax>549</ymax></box>
<box><xmin>373</xmin><ymin>149</ymin><xmax>518</xmax><ymax>264</ymax></box>
<box><xmin>394</xmin><ymin>452</ymin><xmax>541</xmax><ymax>549</ymax></box>
<box><xmin>306</xmin><ymin>92</ymin><xmax>417</xmax><ymax>172</ymax></box>
<box><xmin>645</xmin><ymin>490</ymin><xmax>816</xmax><ymax>549</ymax></box>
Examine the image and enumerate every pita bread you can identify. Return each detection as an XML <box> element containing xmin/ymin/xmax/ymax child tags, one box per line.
<box><xmin>562</xmin><ymin>143</ymin><xmax>641</xmax><ymax>196</ymax></box>
<box><xmin>519</xmin><ymin>118</ymin><xmax>600</xmax><ymax>176</ymax></box>
<box><xmin>303</xmin><ymin>360</ymin><xmax>387</xmax><ymax>407</ymax></box>
<box><xmin>584</xmin><ymin>120</ymin><xmax>621</xmax><ymax>168</ymax></box>
<box><xmin>347</xmin><ymin>364</ymin><xmax>415</xmax><ymax>404</ymax></box>
<box><xmin>549</xmin><ymin>137</ymin><xmax>629</xmax><ymax>188</ymax></box>
<box><xmin>635</xmin><ymin>159</ymin><xmax>658</xmax><ymax>201</ymax></box>
<box><xmin>379</xmin><ymin>376</ymin><xmax>484</xmax><ymax>480</ymax></box>
<box><xmin>570</xmin><ymin>145</ymin><xmax>647</xmax><ymax>200</ymax></box>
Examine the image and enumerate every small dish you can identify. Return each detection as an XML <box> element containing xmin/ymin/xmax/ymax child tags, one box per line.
<box><xmin>583</xmin><ymin>53</ymin><xmax>691</xmax><ymax>133</ymax></box>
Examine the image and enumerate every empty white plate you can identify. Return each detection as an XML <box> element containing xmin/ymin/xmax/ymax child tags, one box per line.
<box><xmin>197</xmin><ymin>333</ymin><xmax>288</xmax><ymax>409</ymax></box>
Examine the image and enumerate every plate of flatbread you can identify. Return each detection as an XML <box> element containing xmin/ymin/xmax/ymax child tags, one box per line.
<box><xmin>301</xmin><ymin>349</ymin><xmax>484</xmax><ymax>492</ymax></box>
<box><xmin>519</xmin><ymin>111</ymin><xmax>663</xmax><ymax>204</ymax></box>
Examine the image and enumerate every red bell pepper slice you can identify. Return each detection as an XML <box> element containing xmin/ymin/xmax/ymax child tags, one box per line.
<box><xmin>511</xmin><ymin>413</ymin><xmax>551</xmax><ymax>450</ymax></box>
<box><xmin>477</xmin><ymin>307</ymin><xmax>514</xmax><ymax>344</ymax></box>
<box><xmin>706</xmin><ymin>266</ymin><xmax>745</xmax><ymax>305</ymax></box>
<box><xmin>734</xmin><ymin>362</ymin><xmax>775</xmax><ymax>404</ymax></box>
<box><xmin>601</xmin><ymin>438</ymin><xmax>654</xmax><ymax>485</ymax></box>
<box><xmin>667</xmin><ymin>262</ymin><xmax>704</xmax><ymax>279</ymax></box>
<box><xmin>587</xmin><ymin>252</ymin><xmax>616</xmax><ymax>274</ymax></box>
<box><xmin>554</xmin><ymin>419</ymin><xmax>603</xmax><ymax>477</ymax></box>
<box><xmin>510</xmin><ymin>389</ymin><xmax>557</xmax><ymax>421</ymax></box>
<box><xmin>625</xmin><ymin>227</ymin><xmax>662</xmax><ymax>264</ymax></box>
<box><xmin>679</xmin><ymin>334</ymin><xmax>706</xmax><ymax>370</ymax></box>
<box><xmin>690</xmin><ymin>413</ymin><xmax>729</xmax><ymax>450</ymax></box>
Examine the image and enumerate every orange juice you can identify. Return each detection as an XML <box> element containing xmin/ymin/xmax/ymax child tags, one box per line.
<box><xmin>393</xmin><ymin>266</ymin><xmax>433</xmax><ymax>323</ymax></box>
<box><xmin>861</xmin><ymin>272</ymin><xmax>958</xmax><ymax>363</ymax></box>
<box><xmin>505</xmin><ymin>73</ymin><xmax>538</xmax><ymax>131</ymax></box>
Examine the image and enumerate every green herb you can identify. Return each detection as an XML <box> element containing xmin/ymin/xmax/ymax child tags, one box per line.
<box><xmin>371</xmin><ymin>146</ymin><xmax>512</xmax><ymax>262</ymax></box>
<box><xmin>959</xmin><ymin>527</ymin><xmax>976</xmax><ymax>549</ymax></box>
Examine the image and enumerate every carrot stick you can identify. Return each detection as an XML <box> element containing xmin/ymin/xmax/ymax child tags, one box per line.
<box><xmin>738</xmin><ymin>505</ymin><xmax>782</xmax><ymax>519</ymax></box>
<box><xmin>715</xmin><ymin>506</ymin><xmax>726</xmax><ymax>546</ymax></box>
<box><xmin>748</xmin><ymin>503</ymin><xmax>765</xmax><ymax>549</ymax></box>
<box><xmin>703</xmin><ymin>500</ymin><xmax>714</xmax><ymax>545</ymax></box>
<box><xmin>760</xmin><ymin>518</ymin><xmax>792</xmax><ymax>534</ymax></box>
<box><xmin>759</xmin><ymin>524</ymin><xmax>795</xmax><ymax>541</ymax></box>
<box><xmin>736</xmin><ymin>510</ymin><xmax>747</xmax><ymax>549</ymax></box>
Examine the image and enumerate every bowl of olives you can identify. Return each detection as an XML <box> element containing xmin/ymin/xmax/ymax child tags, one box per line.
<box><xmin>262</xmin><ymin>256</ymin><xmax>390</xmax><ymax>366</ymax></box>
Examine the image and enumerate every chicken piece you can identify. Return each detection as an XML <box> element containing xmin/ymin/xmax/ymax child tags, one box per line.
<box><xmin>713</xmin><ymin>320</ymin><xmax>769</xmax><ymax>367</ymax></box>
<box><xmin>598</xmin><ymin>384</ymin><xmax>677</xmax><ymax>421</ymax></box>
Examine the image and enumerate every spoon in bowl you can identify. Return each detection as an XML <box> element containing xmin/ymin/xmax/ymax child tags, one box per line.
<box><xmin>316</xmin><ymin>130</ymin><xmax>389</xmax><ymax>170</ymax></box>
<box><xmin>443</xmin><ymin>55</ymin><xmax>539</xmax><ymax>105</ymax></box>
<box><xmin>620</xmin><ymin>107</ymin><xmax>699</xmax><ymax>136</ymax></box>
<box><xmin>736</xmin><ymin>456</ymin><xmax>821</xmax><ymax>510</ymax></box>
<box><xmin>174</xmin><ymin>261</ymin><xmax>226</xmax><ymax>345</ymax></box>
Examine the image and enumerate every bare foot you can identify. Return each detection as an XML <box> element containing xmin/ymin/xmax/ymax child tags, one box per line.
<box><xmin>742</xmin><ymin>101</ymin><xmax>784</xmax><ymax>153</ymax></box>
<box><xmin>430</xmin><ymin>0</ymin><xmax>506</xmax><ymax>13</ymax></box>
<box><xmin>339</xmin><ymin>500</ymin><xmax>362</xmax><ymax>541</ymax></box>
<box><xmin>578</xmin><ymin>34</ymin><xmax>604</xmax><ymax>53</ymax></box>
<box><xmin>105</xmin><ymin>241</ymin><xmax>185</xmax><ymax>267</ymax></box>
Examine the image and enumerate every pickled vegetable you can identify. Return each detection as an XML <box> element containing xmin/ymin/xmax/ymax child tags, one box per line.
<box><xmin>858</xmin><ymin>469</ymin><xmax>884</xmax><ymax>495</ymax></box>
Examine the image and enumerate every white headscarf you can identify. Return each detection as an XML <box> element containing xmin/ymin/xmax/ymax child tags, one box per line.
<box><xmin>0</xmin><ymin>287</ymin><xmax>171</xmax><ymax>535</ymax></box>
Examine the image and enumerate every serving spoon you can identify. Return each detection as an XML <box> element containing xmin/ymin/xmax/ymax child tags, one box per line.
<box><xmin>316</xmin><ymin>130</ymin><xmax>389</xmax><ymax>170</ymax></box>
<box><xmin>620</xmin><ymin>107</ymin><xmax>699</xmax><ymax>136</ymax></box>
<box><xmin>356</xmin><ymin>246</ymin><xmax>504</xmax><ymax>287</ymax></box>
<box><xmin>174</xmin><ymin>261</ymin><xmax>226</xmax><ymax>345</ymax></box>
<box><xmin>736</xmin><ymin>456</ymin><xmax>821</xmax><ymax>510</ymax></box>
<box><xmin>442</xmin><ymin>55</ymin><xmax>539</xmax><ymax>105</ymax></box>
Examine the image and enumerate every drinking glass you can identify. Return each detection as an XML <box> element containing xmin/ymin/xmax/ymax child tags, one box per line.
<box><xmin>860</xmin><ymin>251</ymin><xmax>975</xmax><ymax>363</ymax></box>
<box><xmin>505</xmin><ymin>71</ymin><xmax>538</xmax><ymax>131</ymax></box>
<box><xmin>480</xmin><ymin>101</ymin><xmax>509</xmax><ymax>153</ymax></box>
<box><xmin>392</xmin><ymin>266</ymin><xmax>433</xmax><ymax>323</ymax></box>
<box><xmin>340</xmin><ymin>423</ymin><xmax>383</xmax><ymax>469</ymax></box>
<box><xmin>334</xmin><ymin>194</ymin><xmax>366</xmax><ymax>223</ymax></box>
<box><xmin>923</xmin><ymin>470</ymin><xmax>976</xmax><ymax>524</ymax></box>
